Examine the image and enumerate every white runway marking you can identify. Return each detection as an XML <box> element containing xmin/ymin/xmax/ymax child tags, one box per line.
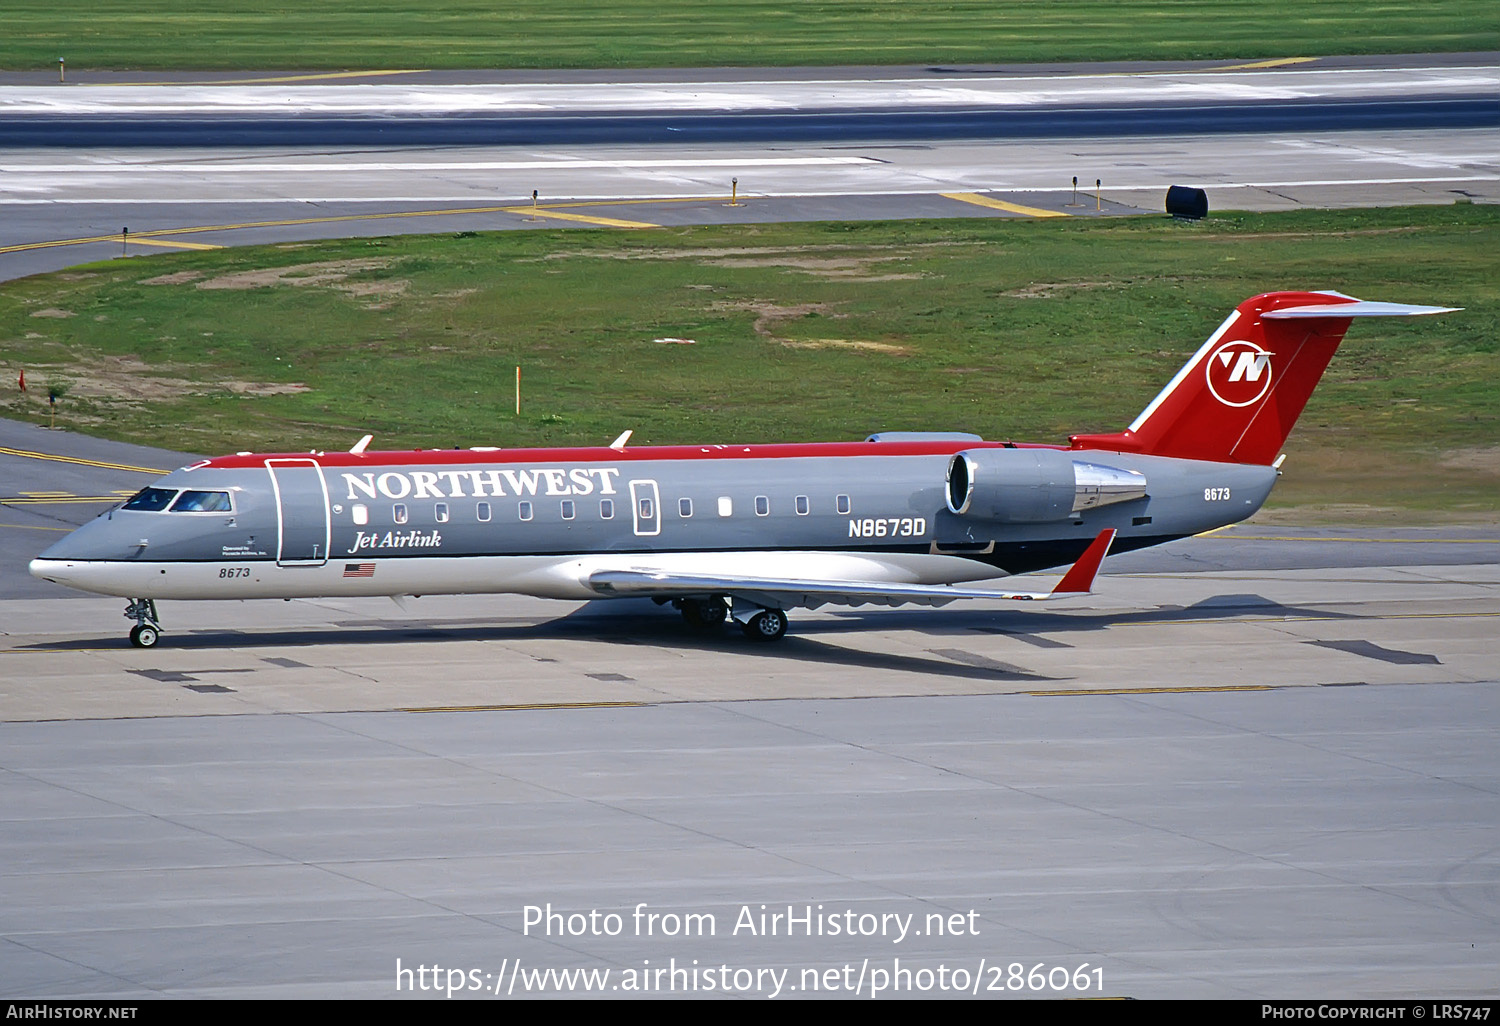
<box><xmin>3</xmin><ymin>65</ymin><xmax>1494</xmax><ymax>116</ymax></box>
<box><xmin>0</xmin><ymin>156</ymin><xmax>880</xmax><ymax>174</ymax></box>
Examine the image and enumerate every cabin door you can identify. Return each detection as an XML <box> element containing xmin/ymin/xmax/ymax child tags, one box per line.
<box><xmin>629</xmin><ymin>479</ymin><xmax>661</xmax><ymax>537</ymax></box>
<box><xmin>266</xmin><ymin>458</ymin><xmax>331</xmax><ymax>566</ymax></box>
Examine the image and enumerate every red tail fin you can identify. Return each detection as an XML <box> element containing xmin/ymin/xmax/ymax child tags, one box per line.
<box><xmin>1069</xmin><ymin>291</ymin><xmax>1457</xmax><ymax>465</ymax></box>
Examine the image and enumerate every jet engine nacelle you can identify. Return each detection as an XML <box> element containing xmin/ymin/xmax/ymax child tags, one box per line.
<box><xmin>945</xmin><ymin>448</ymin><xmax>1147</xmax><ymax>523</ymax></box>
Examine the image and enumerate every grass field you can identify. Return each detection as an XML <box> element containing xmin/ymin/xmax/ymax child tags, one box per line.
<box><xmin>4</xmin><ymin>2</ymin><xmax>1497</xmax><ymax>71</ymax></box>
<box><xmin>1</xmin><ymin>206</ymin><xmax>1495</xmax><ymax>518</ymax></box>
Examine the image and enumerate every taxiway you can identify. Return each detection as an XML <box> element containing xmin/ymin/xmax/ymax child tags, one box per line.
<box><xmin>2</xmin><ymin>423</ymin><xmax>1496</xmax><ymax>998</ymax></box>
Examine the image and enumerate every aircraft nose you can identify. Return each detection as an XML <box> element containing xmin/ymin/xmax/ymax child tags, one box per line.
<box><xmin>29</xmin><ymin>516</ymin><xmax>152</xmax><ymax>596</ymax></box>
<box><xmin>29</xmin><ymin>556</ymin><xmax>65</xmax><ymax>582</ymax></box>
<box><xmin>34</xmin><ymin>513</ymin><xmax>148</xmax><ymax>562</ymax></box>
<box><xmin>30</xmin><ymin>555</ymin><xmax>86</xmax><ymax>590</ymax></box>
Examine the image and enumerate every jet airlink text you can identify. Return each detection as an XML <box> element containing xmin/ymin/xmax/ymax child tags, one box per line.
<box><xmin>522</xmin><ymin>903</ymin><xmax>979</xmax><ymax>943</ymax></box>
<box><xmin>347</xmin><ymin>530</ymin><xmax>444</xmax><ymax>554</ymax></box>
<box><xmin>343</xmin><ymin>467</ymin><xmax>621</xmax><ymax>501</ymax></box>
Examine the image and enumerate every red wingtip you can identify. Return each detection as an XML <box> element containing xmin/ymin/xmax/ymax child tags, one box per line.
<box><xmin>1052</xmin><ymin>528</ymin><xmax>1117</xmax><ymax>594</ymax></box>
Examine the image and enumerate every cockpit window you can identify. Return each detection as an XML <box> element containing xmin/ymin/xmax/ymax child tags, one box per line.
<box><xmin>170</xmin><ymin>490</ymin><xmax>233</xmax><ymax>513</ymax></box>
<box><xmin>122</xmin><ymin>488</ymin><xmax>177</xmax><ymax>511</ymax></box>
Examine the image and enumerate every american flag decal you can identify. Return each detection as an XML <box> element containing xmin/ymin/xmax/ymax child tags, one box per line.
<box><xmin>343</xmin><ymin>563</ymin><xmax>376</xmax><ymax>578</ymax></box>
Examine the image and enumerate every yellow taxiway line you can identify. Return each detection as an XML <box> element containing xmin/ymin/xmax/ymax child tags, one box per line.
<box><xmin>941</xmin><ymin>192</ymin><xmax>1069</xmax><ymax>218</ymax></box>
<box><xmin>3</xmin><ymin>495</ymin><xmax>133</xmax><ymax>504</ymax></box>
<box><xmin>0</xmin><ymin>199</ymin><xmax>669</xmax><ymax>256</ymax></box>
<box><xmin>401</xmin><ymin>701</ymin><xmax>648</xmax><ymax>713</ymax></box>
<box><xmin>0</xmin><ymin>446</ymin><xmax>167</xmax><ymax>475</ymax></box>
<box><xmin>1210</xmin><ymin>534</ymin><xmax>1499</xmax><ymax>544</ymax></box>
<box><xmin>83</xmin><ymin>70</ymin><xmax>430</xmax><ymax>87</ymax></box>
<box><xmin>1213</xmin><ymin>57</ymin><xmax>1319</xmax><ymax>71</ymax></box>
<box><xmin>1111</xmin><ymin>610</ymin><xmax>1500</xmax><ymax>628</ymax></box>
<box><xmin>124</xmin><ymin>238</ymin><xmax>224</xmax><ymax>251</ymax></box>
<box><xmin>498</xmin><ymin>207</ymin><xmax>658</xmax><ymax>228</ymax></box>
<box><xmin>1026</xmin><ymin>685</ymin><xmax>1276</xmax><ymax>696</ymax></box>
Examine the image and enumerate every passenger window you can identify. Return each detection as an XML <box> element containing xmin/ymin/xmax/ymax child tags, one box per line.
<box><xmin>679</xmin><ymin>498</ymin><xmax>693</xmax><ymax>518</ymax></box>
<box><xmin>123</xmin><ymin>488</ymin><xmax>177</xmax><ymax>511</ymax></box>
<box><xmin>836</xmin><ymin>494</ymin><xmax>851</xmax><ymax>514</ymax></box>
<box><xmin>639</xmin><ymin>497</ymin><xmax>654</xmax><ymax>520</ymax></box>
<box><xmin>476</xmin><ymin>501</ymin><xmax>491</xmax><ymax>523</ymax></box>
<box><xmin>717</xmin><ymin>496</ymin><xmax>733</xmax><ymax>517</ymax></box>
<box><xmin>600</xmin><ymin>498</ymin><xmax>614</xmax><ymax>520</ymax></box>
<box><xmin>561</xmin><ymin>499</ymin><xmax>575</xmax><ymax>520</ymax></box>
<box><xmin>519</xmin><ymin>501</ymin><xmax>533</xmax><ymax>522</ymax></box>
<box><xmin>795</xmin><ymin>495</ymin><xmax>810</xmax><ymax>516</ymax></box>
<box><xmin>393</xmin><ymin>503</ymin><xmax>408</xmax><ymax>524</ymax></box>
<box><xmin>170</xmin><ymin>490</ymin><xmax>232</xmax><ymax>513</ymax></box>
<box><xmin>434</xmin><ymin>502</ymin><xmax>449</xmax><ymax>523</ymax></box>
<box><xmin>352</xmin><ymin>503</ymin><xmax>369</xmax><ymax>526</ymax></box>
<box><xmin>754</xmin><ymin>495</ymin><xmax>770</xmax><ymax>516</ymax></box>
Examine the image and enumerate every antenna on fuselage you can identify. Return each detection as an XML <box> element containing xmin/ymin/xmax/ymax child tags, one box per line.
<box><xmin>349</xmin><ymin>434</ymin><xmax>373</xmax><ymax>455</ymax></box>
<box><xmin>609</xmin><ymin>430</ymin><xmax>632</xmax><ymax>452</ymax></box>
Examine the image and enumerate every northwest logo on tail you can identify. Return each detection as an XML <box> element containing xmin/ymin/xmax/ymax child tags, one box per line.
<box><xmin>1205</xmin><ymin>340</ymin><xmax>1273</xmax><ymax>407</ymax></box>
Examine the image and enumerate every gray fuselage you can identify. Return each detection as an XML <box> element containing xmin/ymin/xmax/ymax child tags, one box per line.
<box><xmin>33</xmin><ymin>440</ymin><xmax>1277</xmax><ymax>602</ymax></box>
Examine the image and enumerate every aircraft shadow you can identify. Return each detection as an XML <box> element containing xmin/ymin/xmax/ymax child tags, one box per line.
<box><xmin>21</xmin><ymin>593</ymin><xmax>1353</xmax><ymax>684</ymax></box>
<box><xmin>792</xmin><ymin>592</ymin><xmax>1359</xmax><ymax>640</ymax></box>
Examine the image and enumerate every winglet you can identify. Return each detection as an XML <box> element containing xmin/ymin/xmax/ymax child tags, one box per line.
<box><xmin>1052</xmin><ymin>528</ymin><xmax>1116</xmax><ymax>594</ymax></box>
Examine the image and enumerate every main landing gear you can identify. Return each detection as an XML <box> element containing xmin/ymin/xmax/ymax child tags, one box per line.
<box><xmin>738</xmin><ymin>607</ymin><xmax>788</xmax><ymax>642</ymax></box>
<box><xmin>676</xmin><ymin>597</ymin><xmax>728</xmax><ymax>630</ymax></box>
<box><xmin>672</xmin><ymin>597</ymin><xmax>789</xmax><ymax>641</ymax></box>
<box><xmin>124</xmin><ymin>598</ymin><xmax>162</xmax><ymax>648</ymax></box>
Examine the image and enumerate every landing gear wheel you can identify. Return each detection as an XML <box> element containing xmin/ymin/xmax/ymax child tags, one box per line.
<box><xmin>681</xmin><ymin>598</ymin><xmax>728</xmax><ymax>630</ymax></box>
<box><xmin>741</xmin><ymin>608</ymin><xmax>789</xmax><ymax>642</ymax></box>
<box><xmin>123</xmin><ymin>598</ymin><xmax>162</xmax><ymax>648</ymax></box>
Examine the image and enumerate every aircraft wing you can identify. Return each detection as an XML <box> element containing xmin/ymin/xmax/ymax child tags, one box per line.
<box><xmin>587</xmin><ymin>529</ymin><xmax>1116</xmax><ymax>609</ymax></box>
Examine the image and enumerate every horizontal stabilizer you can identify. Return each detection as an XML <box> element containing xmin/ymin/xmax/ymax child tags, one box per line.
<box><xmin>1263</xmin><ymin>301</ymin><xmax>1461</xmax><ymax>319</ymax></box>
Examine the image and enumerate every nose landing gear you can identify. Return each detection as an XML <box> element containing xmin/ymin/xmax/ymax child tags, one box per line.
<box><xmin>124</xmin><ymin>599</ymin><xmax>162</xmax><ymax>648</ymax></box>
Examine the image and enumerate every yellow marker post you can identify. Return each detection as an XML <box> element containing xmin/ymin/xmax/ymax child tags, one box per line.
<box><xmin>515</xmin><ymin>366</ymin><xmax>521</xmax><ymax>416</ymax></box>
<box><xmin>1096</xmin><ymin>179</ymin><xmax>1102</xmax><ymax>212</ymax></box>
<box><xmin>58</xmin><ymin>58</ymin><xmax>65</xmax><ymax>83</ymax></box>
<box><xmin>727</xmin><ymin>177</ymin><xmax>741</xmax><ymax>207</ymax></box>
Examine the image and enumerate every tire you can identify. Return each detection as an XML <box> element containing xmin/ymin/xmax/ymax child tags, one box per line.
<box><xmin>129</xmin><ymin>624</ymin><xmax>160</xmax><ymax>648</ymax></box>
<box><xmin>682</xmin><ymin>598</ymin><xmax>727</xmax><ymax>629</ymax></box>
<box><xmin>741</xmin><ymin>608</ymin><xmax>788</xmax><ymax>641</ymax></box>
